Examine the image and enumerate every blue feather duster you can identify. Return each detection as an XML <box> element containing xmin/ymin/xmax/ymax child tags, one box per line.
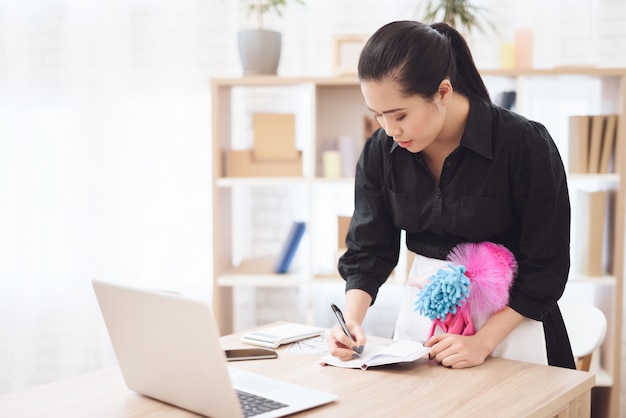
<box><xmin>414</xmin><ymin>263</ymin><xmax>470</xmax><ymax>321</ymax></box>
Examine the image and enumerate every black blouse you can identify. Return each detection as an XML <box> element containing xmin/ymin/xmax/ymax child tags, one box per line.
<box><xmin>338</xmin><ymin>96</ymin><xmax>575</xmax><ymax>368</ymax></box>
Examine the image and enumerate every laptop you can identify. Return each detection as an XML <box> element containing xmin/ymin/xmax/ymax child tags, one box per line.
<box><xmin>92</xmin><ymin>280</ymin><xmax>337</xmax><ymax>418</ymax></box>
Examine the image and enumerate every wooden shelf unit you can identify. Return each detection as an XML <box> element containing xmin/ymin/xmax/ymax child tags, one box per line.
<box><xmin>211</xmin><ymin>69</ymin><xmax>626</xmax><ymax>418</ymax></box>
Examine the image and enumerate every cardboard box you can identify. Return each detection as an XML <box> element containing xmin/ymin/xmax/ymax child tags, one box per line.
<box><xmin>225</xmin><ymin>150</ymin><xmax>302</xmax><ymax>177</ymax></box>
<box><xmin>337</xmin><ymin>216</ymin><xmax>351</xmax><ymax>249</ymax></box>
<box><xmin>252</xmin><ymin>113</ymin><xmax>299</xmax><ymax>161</ymax></box>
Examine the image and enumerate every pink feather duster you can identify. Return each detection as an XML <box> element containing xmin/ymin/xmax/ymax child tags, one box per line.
<box><xmin>416</xmin><ymin>241</ymin><xmax>517</xmax><ymax>338</ymax></box>
<box><xmin>448</xmin><ymin>241</ymin><xmax>517</xmax><ymax>329</ymax></box>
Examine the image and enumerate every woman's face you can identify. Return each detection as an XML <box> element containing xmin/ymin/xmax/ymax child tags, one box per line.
<box><xmin>361</xmin><ymin>79</ymin><xmax>446</xmax><ymax>153</ymax></box>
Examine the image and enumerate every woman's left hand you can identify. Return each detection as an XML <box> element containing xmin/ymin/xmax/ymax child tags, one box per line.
<box><xmin>424</xmin><ymin>333</ymin><xmax>491</xmax><ymax>368</ymax></box>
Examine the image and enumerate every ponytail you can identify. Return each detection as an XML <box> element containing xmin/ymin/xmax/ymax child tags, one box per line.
<box><xmin>359</xmin><ymin>20</ymin><xmax>490</xmax><ymax>102</ymax></box>
<box><xmin>430</xmin><ymin>23</ymin><xmax>490</xmax><ymax>101</ymax></box>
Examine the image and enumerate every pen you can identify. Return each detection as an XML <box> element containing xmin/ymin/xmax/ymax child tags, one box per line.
<box><xmin>330</xmin><ymin>303</ymin><xmax>362</xmax><ymax>356</ymax></box>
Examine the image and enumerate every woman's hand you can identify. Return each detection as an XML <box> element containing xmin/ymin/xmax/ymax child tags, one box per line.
<box><xmin>326</xmin><ymin>321</ymin><xmax>367</xmax><ymax>361</ymax></box>
<box><xmin>425</xmin><ymin>306</ymin><xmax>526</xmax><ymax>368</ymax></box>
<box><xmin>325</xmin><ymin>289</ymin><xmax>371</xmax><ymax>361</ymax></box>
<box><xmin>424</xmin><ymin>333</ymin><xmax>491</xmax><ymax>368</ymax></box>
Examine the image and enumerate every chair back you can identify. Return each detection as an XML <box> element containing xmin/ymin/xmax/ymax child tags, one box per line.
<box><xmin>558</xmin><ymin>300</ymin><xmax>607</xmax><ymax>372</ymax></box>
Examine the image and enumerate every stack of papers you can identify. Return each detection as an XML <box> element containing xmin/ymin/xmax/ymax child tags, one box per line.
<box><xmin>240</xmin><ymin>323</ymin><xmax>325</xmax><ymax>349</ymax></box>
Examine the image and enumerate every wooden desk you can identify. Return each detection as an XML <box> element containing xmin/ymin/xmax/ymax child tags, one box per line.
<box><xmin>0</xmin><ymin>327</ymin><xmax>595</xmax><ymax>418</ymax></box>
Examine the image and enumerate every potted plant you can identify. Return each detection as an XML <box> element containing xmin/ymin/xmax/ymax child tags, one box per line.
<box><xmin>416</xmin><ymin>0</ymin><xmax>493</xmax><ymax>35</ymax></box>
<box><xmin>238</xmin><ymin>0</ymin><xmax>305</xmax><ymax>75</ymax></box>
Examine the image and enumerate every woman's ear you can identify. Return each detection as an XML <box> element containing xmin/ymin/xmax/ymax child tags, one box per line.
<box><xmin>437</xmin><ymin>79</ymin><xmax>453</xmax><ymax>103</ymax></box>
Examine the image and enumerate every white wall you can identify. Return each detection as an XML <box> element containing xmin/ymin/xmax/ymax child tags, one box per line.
<box><xmin>1</xmin><ymin>0</ymin><xmax>626</xmax><ymax>397</ymax></box>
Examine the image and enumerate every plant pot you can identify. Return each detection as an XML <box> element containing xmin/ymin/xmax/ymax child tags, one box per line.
<box><xmin>237</xmin><ymin>29</ymin><xmax>282</xmax><ymax>76</ymax></box>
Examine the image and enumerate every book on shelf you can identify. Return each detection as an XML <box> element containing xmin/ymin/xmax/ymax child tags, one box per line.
<box><xmin>494</xmin><ymin>90</ymin><xmax>517</xmax><ymax>110</ymax></box>
<box><xmin>568</xmin><ymin>115</ymin><xmax>591</xmax><ymax>174</ymax></box>
<box><xmin>599</xmin><ymin>114</ymin><xmax>618</xmax><ymax>174</ymax></box>
<box><xmin>587</xmin><ymin>114</ymin><xmax>605</xmax><ymax>173</ymax></box>
<box><xmin>575</xmin><ymin>190</ymin><xmax>608</xmax><ymax>276</ymax></box>
<box><xmin>274</xmin><ymin>221</ymin><xmax>306</xmax><ymax>274</ymax></box>
<box><xmin>320</xmin><ymin>340</ymin><xmax>429</xmax><ymax>370</ymax></box>
<box><xmin>568</xmin><ymin>114</ymin><xmax>618</xmax><ymax>175</ymax></box>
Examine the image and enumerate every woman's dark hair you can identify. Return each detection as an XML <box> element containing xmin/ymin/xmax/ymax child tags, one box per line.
<box><xmin>358</xmin><ymin>21</ymin><xmax>490</xmax><ymax>102</ymax></box>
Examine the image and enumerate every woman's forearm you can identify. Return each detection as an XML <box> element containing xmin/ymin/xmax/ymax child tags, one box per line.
<box><xmin>475</xmin><ymin>306</ymin><xmax>525</xmax><ymax>353</ymax></box>
<box><xmin>344</xmin><ymin>289</ymin><xmax>372</xmax><ymax>324</ymax></box>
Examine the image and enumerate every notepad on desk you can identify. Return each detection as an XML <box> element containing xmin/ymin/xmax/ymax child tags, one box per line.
<box><xmin>240</xmin><ymin>323</ymin><xmax>325</xmax><ymax>349</ymax></box>
<box><xmin>320</xmin><ymin>340</ymin><xmax>430</xmax><ymax>370</ymax></box>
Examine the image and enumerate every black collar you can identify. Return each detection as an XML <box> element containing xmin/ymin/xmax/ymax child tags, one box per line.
<box><xmin>460</xmin><ymin>96</ymin><xmax>493</xmax><ymax>160</ymax></box>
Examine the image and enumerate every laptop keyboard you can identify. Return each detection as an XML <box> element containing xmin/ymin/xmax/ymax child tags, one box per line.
<box><xmin>236</xmin><ymin>389</ymin><xmax>289</xmax><ymax>417</ymax></box>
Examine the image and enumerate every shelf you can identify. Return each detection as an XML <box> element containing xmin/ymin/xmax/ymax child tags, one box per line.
<box><xmin>211</xmin><ymin>75</ymin><xmax>359</xmax><ymax>87</ymax></box>
<box><xmin>217</xmin><ymin>256</ymin><xmax>310</xmax><ymax>287</ymax></box>
<box><xmin>215</xmin><ymin>173</ymin><xmax>618</xmax><ymax>188</ymax></box>
<box><xmin>567</xmin><ymin>173</ymin><xmax>619</xmax><ymax>186</ymax></box>
<box><xmin>480</xmin><ymin>67</ymin><xmax>626</xmax><ymax>77</ymax></box>
<box><xmin>216</xmin><ymin>177</ymin><xmax>308</xmax><ymax>187</ymax></box>
<box><xmin>212</xmin><ymin>72</ymin><xmax>626</xmax><ymax>418</ymax></box>
<box><xmin>312</xmin><ymin>177</ymin><xmax>355</xmax><ymax>186</ymax></box>
<box><xmin>208</xmin><ymin>70</ymin><xmax>626</xmax><ymax>115</ymax></box>
<box><xmin>217</xmin><ymin>177</ymin><xmax>356</xmax><ymax>187</ymax></box>
<box><xmin>213</xmin><ymin>68</ymin><xmax>626</xmax><ymax>87</ymax></box>
<box><xmin>568</xmin><ymin>274</ymin><xmax>617</xmax><ymax>285</ymax></box>
<box><xmin>217</xmin><ymin>275</ymin><xmax>310</xmax><ymax>287</ymax></box>
<box><xmin>311</xmin><ymin>272</ymin><xmax>617</xmax><ymax>285</ymax></box>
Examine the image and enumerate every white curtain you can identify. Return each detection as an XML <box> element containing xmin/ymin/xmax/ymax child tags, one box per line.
<box><xmin>0</xmin><ymin>0</ymin><xmax>238</xmax><ymax>394</ymax></box>
<box><xmin>0</xmin><ymin>0</ymin><xmax>423</xmax><ymax>393</ymax></box>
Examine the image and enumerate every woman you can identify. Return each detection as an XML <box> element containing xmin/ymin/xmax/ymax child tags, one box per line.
<box><xmin>327</xmin><ymin>20</ymin><xmax>575</xmax><ymax>369</ymax></box>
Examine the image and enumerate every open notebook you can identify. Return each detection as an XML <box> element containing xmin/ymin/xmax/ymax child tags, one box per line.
<box><xmin>320</xmin><ymin>340</ymin><xmax>430</xmax><ymax>370</ymax></box>
<box><xmin>92</xmin><ymin>280</ymin><xmax>337</xmax><ymax>418</ymax></box>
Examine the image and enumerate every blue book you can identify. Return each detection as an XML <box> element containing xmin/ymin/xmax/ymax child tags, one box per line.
<box><xmin>274</xmin><ymin>221</ymin><xmax>306</xmax><ymax>274</ymax></box>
